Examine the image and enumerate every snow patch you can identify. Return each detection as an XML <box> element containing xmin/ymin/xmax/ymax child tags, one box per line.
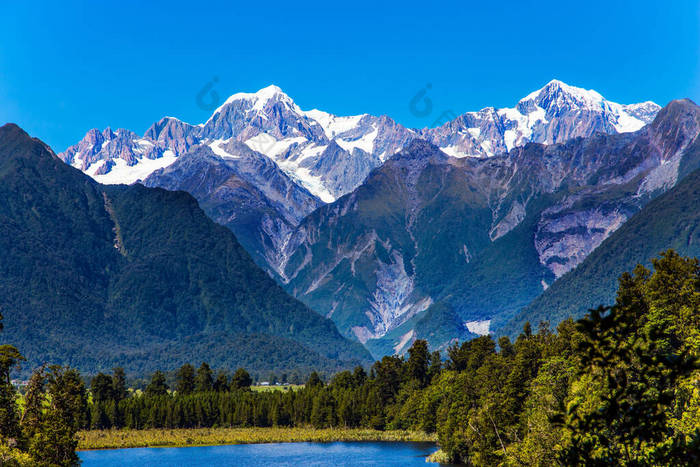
<box><xmin>92</xmin><ymin>150</ymin><xmax>177</xmax><ymax>185</ymax></box>
<box><xmin>244</xmin><ymin>133</ymin><xmax>306</xmax><ymax>158</ymax></box>
<box><xmin>335</xmin><ymin>128</ymin><xmax>378</xmax><ymax>154</ymax></box>
<box><xmin>465</xmin><ymin>320</ymin><xmax>491</xmax><ymax>336</ymax></box>
<box><xmin>208</xmin><ymin>139</ymin><xmax>240</xmax><ymax>159</ymax></box>
<box><xmin>303</xmin><ymin>109</ymin><xmax>365</xmax><ymax>139</ymax></box>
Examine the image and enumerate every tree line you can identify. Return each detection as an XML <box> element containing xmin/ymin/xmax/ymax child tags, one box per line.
<box><xmin>2</xmin><ymin>250</ymin><xmax>700</xmax><ymax>465</ymax></box>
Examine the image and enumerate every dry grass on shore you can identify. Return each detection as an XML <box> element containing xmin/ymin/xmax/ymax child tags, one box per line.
<box><xmin>77</xmin><ymin>427</ymin><xmax>437</xmax><ymax>450</ymax></box>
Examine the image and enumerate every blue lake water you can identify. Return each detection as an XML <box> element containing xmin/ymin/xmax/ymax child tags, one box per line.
<box><xmin>79</xmin><ymin>441</ymin><xmax>443</xmax><ymax>466</ymax></box>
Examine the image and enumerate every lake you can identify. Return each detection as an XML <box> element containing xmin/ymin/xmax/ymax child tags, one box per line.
<box><xmin>79</xmin><ymin>441</ymin><xmax>444</xmax><ymax>466</ymax></box>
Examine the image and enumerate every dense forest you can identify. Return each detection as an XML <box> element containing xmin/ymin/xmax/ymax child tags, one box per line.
<box><xmin>2</xmin><ymin>250</ymin><xmax>700</xmax><ymax>465</ymax></box>
<box><xmin>0</xmin><ymin>123</ymin><xmax>371</xmax><ymax>377</ymax></box>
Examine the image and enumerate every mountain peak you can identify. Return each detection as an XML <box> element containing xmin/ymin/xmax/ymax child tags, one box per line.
<box><xmin>0</xmin><ymin>123</ymin><xmax>57</xmax><ymax>163</ymax></box>
<box><xmin>216</xmin><ymin>84</ymin><xmax>290</xmax><ymax>109</ymax></box>
<box><xmin>650</xmin><ymin>98</ymin><xmax>700</xmax><ymax>131</ymax></box>
<box><xmin>521</xmin><ymin>79</ymin><xmax>605</xmax><ymax>109</ymax></box>
<box><xmin>205</xmin><ymin>84</ymin><xmax>298</xmax><ymax>125</ymax></box>
<box><xmin>0</xmin><ymin>122</ymin><xmax>29</xmax><ymax>139</ymax></box>
<box><xmin>392</xmin><ymin>138</ymin><xmax>448</xmax><ymax>164</ymax></box>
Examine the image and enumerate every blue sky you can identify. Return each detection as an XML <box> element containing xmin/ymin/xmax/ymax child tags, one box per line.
<box><xmin>1</xmin><ymin>0</ymin><xmax>699</xmax><ymax>151</ymax></box>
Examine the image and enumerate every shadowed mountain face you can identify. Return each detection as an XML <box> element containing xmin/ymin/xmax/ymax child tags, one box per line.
<box><xmin>143</xmin><ymin>141</ymin><xmax>322</xmax><ymax>275</ymax></box>
<box><xmin>0</xmin><ymin>123</ymin><xmax>371</xmax><ymax>376</ymax></box>
<box><xmin>277</xmin><ymin>100</ymin><xmax>700</xmax><ymax>356</ymax></box>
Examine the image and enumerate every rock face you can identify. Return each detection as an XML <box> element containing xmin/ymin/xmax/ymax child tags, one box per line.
<box><xmin>57</xmin><ymin>81</ymin><xmax>669</xmax><ymax>357</ymax></box>
<box><xmin>144</xmin><ymin>141</ymin><xmax>322</xmax><ymax>275</ymax></box>
<box><xmin>59</xmin><ymin>81</ymin><xmax>660</xmax><ymax>275</ymax></box>
<box><xmin>504</xmin><ymin>113</ymin><xmax>700</xmax><ymax>339</ymax></box>
<box><xmin>279</xmin><ymin>100</ymin><xmax>700</xmax><ymax>357</ymax></box>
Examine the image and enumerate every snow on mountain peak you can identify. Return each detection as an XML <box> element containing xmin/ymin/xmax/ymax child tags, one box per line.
<box><xmin>59</xmin><ymin>79</ymin><xmax>661</xmax><ymax>205</ymax></box>
<box><xmin>424</xmin><ymin>80</ymin><xmax>661</xmax><ymax>158</ymax></box>
<box><xmin>210</xmin><ymin>84</ymin><xmax>295</xmax><ymax>117</ymax></box>
<box><xmin>522</xmin><ymin>79</ymin><xmax>606</xmax><ymax>111</ymax></box>
<box><xmin>302</xmin><ymin>108</ymin><xmax>366</xmax><ymax>139</ymax></box>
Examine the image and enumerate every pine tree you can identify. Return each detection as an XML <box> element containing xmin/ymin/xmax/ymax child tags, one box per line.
<box><xmin>195</xmin><ymin>363</ymin><xmax>213</xmax><ymax>393</ymax></box>
<box><xmin>213</xmin><ymin>372</ymin><xmax>230</xmax><ymax>392</ymax></box>
<box><xmin>90</xmin><ymin>372</ymin><xmax>113</xmax><ymax>403</ymax></box>
<box><xmin>28</xmin><ymin>366</ymin><xmax>87</xmax><ymax>467</ymax></box>
<box><xmin>0</xmin><ymin>345</ymin><xmax>24</xmax><ymax>446</ymax></box>
<box><xmin>145</xmin><ymin>371</ymin><xmax>169</xmax><ymax>397</ymax></box>
<box><xmin>231</xmin><ymin>368</ymin><xmax>252</xmax><ymax>390</ymax></box>
<box><xmin>176</xmin><ymin>364</ymin><xmax>195</xmax><ymax>395</ymax></box>
<box><xmin>406</xmin><ymin>339</ymin><xmax>430</xmax><ymax>388</ymax></box>
<box><xmin>111</xmin><ymin>367</ymin><xmax>128</xmax><ymax>402</ymax></box>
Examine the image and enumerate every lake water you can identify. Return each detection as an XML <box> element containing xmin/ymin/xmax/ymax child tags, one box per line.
<box><xmin>79</xmin><ymin>441</ymin><xmax>443</xmax><ymax>466</ymax></box>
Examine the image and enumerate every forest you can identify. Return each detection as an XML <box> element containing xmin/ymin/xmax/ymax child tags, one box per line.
<box><xmin>2</xmin><ymin>250</ymin><xmax>700</xmax><ymax>465</ymax></box>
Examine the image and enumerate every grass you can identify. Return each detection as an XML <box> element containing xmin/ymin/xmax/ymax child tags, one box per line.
<box><xmin>250</xmin><ymin>384</ymin><xmax>304</xmax><ymax>392</ymax></box>
<box><xmin>77</xmin><ymin>427</ymin><xmax>437</xmax><ymax>450</ymax></box>
<box><xmin>426</xmin><ymin>449</ymin><xmax>450</xmax><ymax>463</ymax></box>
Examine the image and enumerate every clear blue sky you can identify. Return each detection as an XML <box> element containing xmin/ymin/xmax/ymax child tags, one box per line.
<box><xmin>1</xmin><ymin>0</ymin><xmax>699</xmax><ymax>151</ymax></box>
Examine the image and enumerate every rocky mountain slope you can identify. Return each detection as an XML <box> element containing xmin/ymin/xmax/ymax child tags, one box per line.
<box><xmin>59</xmin><ymin>81</ymin><xmax>659</xmax><ymax>279</ymax></box>
<box><xmin>278</xmin><ymin>99</ymin><xmax>699</xmax><ymax>357</ymax></box>
<box><xmin>0</xmin><ymin>123</ymin><xmax>371</xmax><ymax>375</ymax></box>
<box><xmin>501</xmin><ymin>104</ymin><xmax>700</xmax><ymax>338</ymax></box>
<box><xmin>143</xmin><ymin>141</ymin><xmax>322</xmax><ymax>273</ymax></box>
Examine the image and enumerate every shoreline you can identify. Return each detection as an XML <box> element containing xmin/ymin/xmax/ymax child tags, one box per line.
<box><xmin>77</xmin><ymin>427</ymin><xmax>437</xmax><ymax>451</ymax></box>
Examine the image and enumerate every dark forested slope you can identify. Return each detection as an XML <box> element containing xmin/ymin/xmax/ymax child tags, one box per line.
<box><xmin>0</xmin><ymin>124</ymin><xmax>371</xmax><ymax>375</ymax></box>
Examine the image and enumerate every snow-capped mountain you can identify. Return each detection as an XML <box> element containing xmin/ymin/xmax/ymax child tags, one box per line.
<box><xmin>280</xmin><ymin>100</ymin><xmax>699</xmax><ymax>357</ymax></box>
<box><xmin>421</xmin><ymin>80</ymin><xmax>660</xmax><ymax>158</ymax></box>
<box><xmin>57</xmin><ymin>81</ymin><xmax>667</xmax><ymax>351</ymax></box>
<box><xmin>60</xmin><ymin>127</ymin><xmax>179</xmax><ymax>184</ymax></box>
<box><xmin>59</xmin><ymin>80</ymin><xmax>659</xmax><ymax>204</ymax></box>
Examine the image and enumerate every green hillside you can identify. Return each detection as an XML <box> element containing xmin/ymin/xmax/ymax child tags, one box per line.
<box><xmin>0</xmin><ymin>124</ymin><xmax>371</xmax><ymax>375</ymax></box>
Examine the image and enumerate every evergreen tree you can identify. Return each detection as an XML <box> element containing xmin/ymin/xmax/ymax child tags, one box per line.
<box><xmin>195</xmin><ymin>363</ymin><xmax>213</xmax><ymax>393</ymax></box>
<box><xmin>306</xmin><ymin>371</ymin><xmax>323</xmax><ymax>388</ymax></box>
<box><xmin>213</xmin><ymin>372</ymin><xmax>230</xmax><ymax>392</ymax></box>
<box><xmin>561</xmin><ymin>251</ymin><xmax>700</xmax><ymax>465</ymax></box>
<box><xmin>20</xmin><ymin>367</ymin><xmax>46</xmax><ymax>443</ymax></box>
<box><xmin>0</xmin><ymin>345</ymin><xmax>23</xmax><ymax>446</ymax></box>
<box><xmin>406</xmin><ymin>339</ymin><xmax>430</xmax><ymax>388</ymax></box>
<box><xmin>90</xmin><ymin>372</ymin><xmax>113</xmax><ymax>403</ymax></box>
<box><xmin>145</xmin><ymin>371</ymin><xmax>169</xmax><ymax>397</ymax></box>
<box><xmin>427</xmin><ymin>351</ymin><xmax>442</xmax><ymax>382</ymax></box>
<box><xmin>231</xmin><ymin>368</ymin><xmax>252</xmax><ymax>390</ymax></box>
<box><xmin>352</xmin><ymin>366</ymin><xmax>367</xmax><ymax>386</ymax></box>
<box><xmin>111</xmin><ymin>367</ymin><xmax>128</xmax><ymax>402</ymax></box>
<box><xmin>175</xmin><ymin>364</ymin><xmax>195</xmax><ymax>395</ymax></box>
<box><xmin>28</xmin><ymin>366</ymin><xmax>87</xmax><ymax>467</ymax></box>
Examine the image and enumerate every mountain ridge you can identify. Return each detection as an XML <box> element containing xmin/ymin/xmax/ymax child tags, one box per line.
<box><xmin>0</xmin><ymin>123</ymin><xmax>371</xmax><ymax>375</ymax></box>
<box><xmin>277</xmin><ymin>99</ymin><xmax>699</xmax><ymax>356</ymax></box>
<box><xmin>59</xmin><ymin>80</ymin><xmax>659</xmax><ymax>201</ymax></box>
<box><xmin>57</xmin><ymin>81</ymin><xmax>661</xmax><ymax>281</ymax></box>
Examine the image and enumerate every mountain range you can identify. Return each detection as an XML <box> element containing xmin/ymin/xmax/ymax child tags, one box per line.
<box><xmin>282</xmin><ymin>99</ymin><xmax>700</xmax><ymax>356</ymax></box>
<box><xmin>0</xmin><ymin>123</ymin><xmax>371</xmax><ymax>376</ymax></box>
<box><xmin>59</xmin><ymin>80</ymin><xmax>660</xmax><ymax>277</ymax></box>
<box><xmin>54</xmin><ymin>81</ymin><xmax>700</xmax><ymax>359</ymax></box>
